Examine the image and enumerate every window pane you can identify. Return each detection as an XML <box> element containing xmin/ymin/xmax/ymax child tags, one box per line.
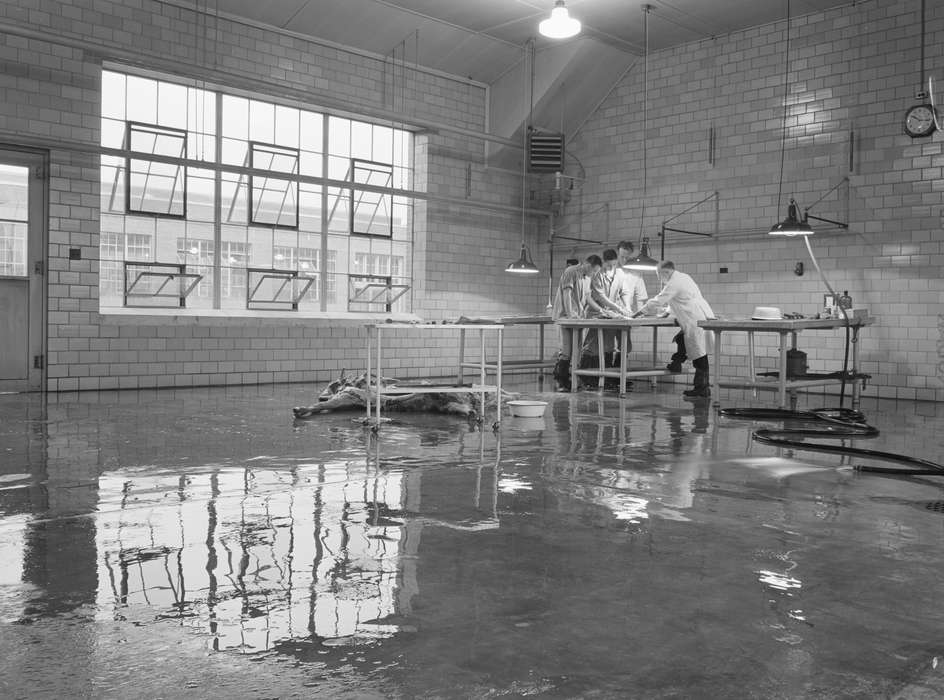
<box><xmin>249</xmin><ymin>100</ymin><xmax>274</xmax><ymax>144</ymax></box>
<box><xmin>351</xmin><ymin>121</ymin><xmax>372</xmax><ymax>160</ymax></box>
<box><xmin>0</xmin><ymin>164</ymin><xmax>29</xmax><ymax>221</ymax></box>
<box><xmin>300</xmin><ymin>111</ymin><xmax>323</xmax><ymax>156</ymax></box>
<box><xmin>298</xmin><ymin>184</ymin><xmax>322</xmax><ymax>232</ymax></box>
<box><xmin>372</xmin><ymin>125</ymin><xmax>393</xmax><ymax>161</ymax></box>
<box><xmin>0</xmin><ymin>222</ymin><xmax>27</xmax><ymax>277</ymax></box>
<box><xmin>326</xmin><ymin>187</ymin><xmax>349</xmax><ymax>235</ymax></box>
<box><xmin>221</xmin><ymin>171</ymin><xmax>248</xmax><ymax>224</ymax></box>
<box><xmin>351</xmin><ymin>161</ymin><xmax>392</xmax><ymax>237</ymax></box>
<box><xmin>274</xmin><ymin>105</ymin><xmax>300</xmax><ymax>149</ymax></box>
<box><xmin>101</xmin><ymin>70</ymin><xmax>126</xmax><ymax>120</ymax></box>
<box><xmin>187</xmin><ymin>87</ymin><xmax>217</xmax><ymax>162</ymax></box>
<box><xmin>127</xmin><ymin>124</ymin><xmax>187</xmax><ymax>217</ymax></box>
<box><xmin>327</xmin><ymin>117</ymin><xmax>350</xmax><ymax>158</ymax></box>
<box><xmin>187</xmin><ymin>168</ymin><xmax>215</xmax><ymax>223</ymax></box>
<box><xmin>157</xmin><ymin>81</ymin><xmax>187</xmax><ymax>129</ymax></box>
<box><xmin>126</xmin><ymin>75</ymin><xmax>157</xmax><ymax>123</ymax></box>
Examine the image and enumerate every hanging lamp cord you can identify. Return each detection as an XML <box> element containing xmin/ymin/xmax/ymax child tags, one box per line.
<box><xmin>774</xmin><ymin>0</ymin><xmax>792</xmax><ymax>212</ymax></box>
<box><xmin>638</xmin><ymin>5</ymin><xmax>650</xmax><ymax>242</ymax></box>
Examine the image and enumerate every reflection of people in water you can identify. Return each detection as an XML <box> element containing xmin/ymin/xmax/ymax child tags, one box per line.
<box><xmin>691</xmin><ymin>399</ymin><xmax>709</xmax><ymax>434</ymax></box>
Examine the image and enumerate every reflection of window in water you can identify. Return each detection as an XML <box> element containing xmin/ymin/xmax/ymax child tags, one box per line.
<box><xmin>94</xmin><ymin>462</ymin><xmax>414</xmax><ymax>652</ymax></box>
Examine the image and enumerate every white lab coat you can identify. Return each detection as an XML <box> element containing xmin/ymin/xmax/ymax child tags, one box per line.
<box><xmin>639</xmin><ymin>270</ymin><xmax>715</xmax><ymax>359</ymax></box>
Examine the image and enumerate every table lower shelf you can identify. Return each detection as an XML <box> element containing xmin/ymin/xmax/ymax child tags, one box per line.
<box><xmin>459</xmin><ymin>359</ymin><xmax>554</xmax><ymax>373</ymax></box>
<box><xmin>718</xmin><ymin>377</ymin><xmax>866</xmax><ymax>391</ymax></box>
<box><xmin>574</xmin><ymin>368</ymin><xmax>683</xmax><ymax>379</ymax></box>
<box><xmin>376</xmin><ymin>383</ymin><xmax>498</xmax><ymax>395</ymax></box>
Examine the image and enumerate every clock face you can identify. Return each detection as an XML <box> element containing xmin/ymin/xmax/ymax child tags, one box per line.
<box><xmin>904</xmin><ymin>104</ymin><xmax>936</xmax><ymax>137</ymax></box>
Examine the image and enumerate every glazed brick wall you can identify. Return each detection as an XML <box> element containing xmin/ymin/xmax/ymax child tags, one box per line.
<box><xmin>0</xmin><ymin>0</ymin><xmax>547</xmax><ymax>391</ymax></box>
<box><xmin>566</xmin><ymin>0</ymin><xmax>944</xmax><ymax>402</ymax></box>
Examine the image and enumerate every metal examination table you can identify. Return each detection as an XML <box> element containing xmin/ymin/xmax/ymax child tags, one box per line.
<box><xmin>698</xmin><ymin>316</ymin><xmax>875</xmax><ymax>409</ymax></box>
<box><xmin>556</xmin><ymin>317</ymin><xmax>681</xmax><ymax>396</ymax></box>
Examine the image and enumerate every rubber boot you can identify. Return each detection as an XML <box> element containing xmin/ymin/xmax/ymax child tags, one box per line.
<box><xmin>553</xmin><ymin>356</ymin><xmax>572</xmax><ymax>392</ymax></box>
<box><xmin>578</xmin><ymin>354</ymin><xmax>598</xmax><ymax>389</ymax></box>
<box><xmin>683</xmin><ymin>355</ymin><xmax>710</xmax><ymax>397</ymax></box>
<box><xmin>604</xmin><ymin>351</ymin><xmax>621</xmax><ymax>391</ymax></box>
<box><xmin>667</xmin><ymin>331</ymin><xmax>687</xmax><ymax>373</ymax></box>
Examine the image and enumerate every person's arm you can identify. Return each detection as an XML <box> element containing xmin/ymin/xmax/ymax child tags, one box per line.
<box><xmin>633</xmin><ymin>276</ymin><xmax>677</xmax><ymax>317</ymax></box>
<box><xmin>561</xmin><ymin>282</ymin><xmax>577</xmax><ymax>318</ymax></box>
<box><xmin>591</xmin><ymin>273</ymin><xmax>627</xmax><ymax>316</ymax></box>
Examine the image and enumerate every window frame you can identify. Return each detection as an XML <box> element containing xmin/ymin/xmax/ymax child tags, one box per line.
<box><xmin>124</xmin><ymin>121</ymin><xmax>189</xmax><ymax>219</ymax></box>
<box><xmin>248</xmin><ymin>141</ymin><xmax>300</xmax><ymax>230</ymax></box>
<box><xmin>349</xmin><ymin>158</ymin><xmax>394</xmax><ymax>238</ymax></box>
<box><xmin>101</xmin><ymin>67</ymin><xmax>416</xmax><ymax>316</ymax></box>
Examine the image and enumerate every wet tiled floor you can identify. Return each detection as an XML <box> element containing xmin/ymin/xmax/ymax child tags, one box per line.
<box><xmin>2</xmin><ymin>379</ymin><xmax>944</xmax><ymax>699</ymax></box>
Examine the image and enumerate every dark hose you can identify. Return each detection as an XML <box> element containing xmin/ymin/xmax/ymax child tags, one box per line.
<box><xmin>719</xmin><ymin>407</ymin><xmax>944</xmax><ymax>476</ymax></box>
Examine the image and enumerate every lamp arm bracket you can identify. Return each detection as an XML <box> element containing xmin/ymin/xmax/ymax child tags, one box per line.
<box><xmin>661</xmin><ymin>225</ymin><xmax>713</xmax><ymax>237</ymax></box>
<box><xmin>803</xmin><ymin>213</ymin><xmax>848</xmax><ymax>229</ymax></box>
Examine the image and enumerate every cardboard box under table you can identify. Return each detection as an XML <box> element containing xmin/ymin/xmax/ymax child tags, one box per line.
<box><xmin>556</xmin><ymin>317</ymin><xmax>681</xmax><ymax>396</ymax></box>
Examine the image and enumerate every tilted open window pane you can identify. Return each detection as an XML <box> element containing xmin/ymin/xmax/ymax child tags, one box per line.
<box><xmin>126</xmin><ymin>122</ymin><xmax>187</xmax><ymax>217</ymax></box>
<box><xmin>350</xmin><ymin>159</ymin><xmax>392</xmax><ymax>237</ymax></box>
<box><xmin>249</xmin><ymin>143</ymin><xmax>299</xmax><ymax>229</ymax></box>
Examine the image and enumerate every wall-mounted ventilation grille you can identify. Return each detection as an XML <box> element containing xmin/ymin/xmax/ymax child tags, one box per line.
<box><xmin>528</xmin><ymin>132</ymin><xmax>565</xmax><ymax>172</ymax></box>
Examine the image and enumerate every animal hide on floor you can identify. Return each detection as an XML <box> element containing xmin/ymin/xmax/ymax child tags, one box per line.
<box><xmin>293</xmin><ymin>371</ymin><xmax>515</xmax><ymax>420</ymax></box>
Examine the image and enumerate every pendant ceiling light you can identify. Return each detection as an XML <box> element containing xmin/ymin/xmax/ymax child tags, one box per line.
<box><xmin>623</xmin><ymin>236</ymin><xmax>659</xmax><ymax>271</ymax></box>
<box><xmin>768</xmin><ymin>198</ymin><xmax>814</xmax><ymax>236</ymax></box>
<box><xmin>539</xmin><ymin>1</ymin><xmax>581</xmax><ymax>39</ymax></box>
<box><xmin>628</xmin><ymin>5</ymin><xmax>659</xmax><ymax>270</ymax></box>
<box><xmin>767</xmin><ymin>0</ymin><xmax>814</xmax><ymax>237</ymax></box>
<box><xmin>507</xmin><ymin>39</ymin><xmax>540</xmax><ymax>275</ymax></box>
<box><xmin>506</xmin><ymin>243</ymin><xmax>540</xmax><ymax>274</ymax></box>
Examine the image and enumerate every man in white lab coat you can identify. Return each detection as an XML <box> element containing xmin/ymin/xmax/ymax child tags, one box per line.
<box><xmin>633</xmin><ymin>261</ymin><xmax>715</xmax><ymax>397</ymax></box>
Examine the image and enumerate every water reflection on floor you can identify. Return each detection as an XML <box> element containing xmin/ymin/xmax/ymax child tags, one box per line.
<box><xmin>2</xmin><ymin>381</ymin><xmax>944</xmax><ymax>698</ymax></box>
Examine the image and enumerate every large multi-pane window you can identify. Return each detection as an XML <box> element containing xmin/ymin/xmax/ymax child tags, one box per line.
<box><xmin>100</xmin><ymin>68</ymin><xmax>414</xmax><ymax>312</ymax></box>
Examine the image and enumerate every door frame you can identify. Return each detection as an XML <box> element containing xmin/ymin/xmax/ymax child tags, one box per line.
<box><xmin>0</xmin><ymin>145</ymin><xmax>48</xmax><ymax>392</ymax></box>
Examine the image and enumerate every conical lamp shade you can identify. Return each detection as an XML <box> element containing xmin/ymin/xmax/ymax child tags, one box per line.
<box><xmin>623</xmin><ymin>239</ymin><xmax>659</xmax><ymax>271</ymax></box>
<box><xmin>769</xmin><ymin>199</ymin><xmax>814</xmax><ymax>236</ymax></box>
<box><xmin>506</xmin><ymin>244</ymin><xmax>539</xmax><ymax>274</ymax></box>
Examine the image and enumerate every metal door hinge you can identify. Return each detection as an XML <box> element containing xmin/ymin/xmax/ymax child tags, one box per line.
<box><xmin>34</xmin><ymin>260</ymin><xmax>44</xmax><ymax>275</ymax></box>
<box><xmin>33</xmin><ymin>355</ymin><xmax>44</xmax><ymax>370</ymax></box>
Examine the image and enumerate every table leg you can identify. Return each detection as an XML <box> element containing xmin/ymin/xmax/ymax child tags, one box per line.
<box><xmin>375</xmin><ymin>326</ymin><xmax>383</xmax><ymax>424</ymax></box>
<box><xmin>596</xmin><ymin>328</ymin><xmax>605</xmax><ymax>389</ymax></box>
<box><xmin>712</xmin><ymin>331</ymin><xmax>721</xmax><ymax>407</ymax></box>
<box><xmin>479</xmin><ymin>329</ymin><xmax>487</xmax><ymax>425</ymax></box>
<box><xmin>748</xmin><ymin>331</ymin><xmax>756</xmax><ymax>398</ymax></box>
<box><xmin>458</xmin><ymin>328</ymin><xmax>466</xmax><ymax>384</ymax></box>
<box><xmin>496</xmin><ymin>327</ymin><xmax>503</xmax><ymax>425</ymax></box>
<box><xmin>851</xmin><ymin>324</ymin><xmax>861</xmax><ymax>409</ymax></box>
<box><xmin>778</xmin><ymin>331</ymin><xmax>788</xmax><ymax>409</ymax></box>
<box><xmin>620</xmin><ymin>328</ymin><xmax>628</xmax><ymax>396</ymax></box>
<box><xmin>650</xmin><ymin>326</ymin><xmax>658</xmax><ymax>389</ymax></box>
<box><xmin>366</xmin><ymin>326</ymin><xmax>372</xmax><ymax>422</ymax></box>
<box><xmin>570</xmin><ymin>325</ymin><xmax>579</xmax><ymax>391</ymax></box>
